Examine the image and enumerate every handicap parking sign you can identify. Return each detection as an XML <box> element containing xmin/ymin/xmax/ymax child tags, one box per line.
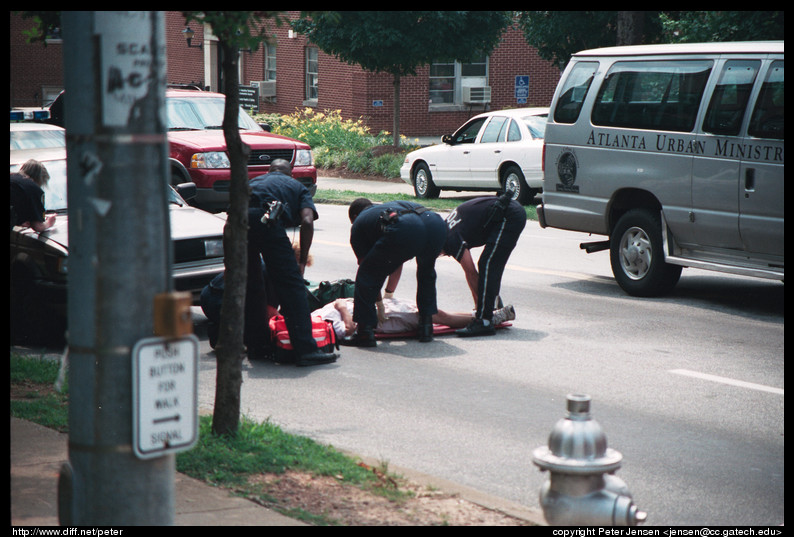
<box><xmin>515</xmin><ymin>75</ymin><xmax>529</xmax><ymax>104</ymax></box>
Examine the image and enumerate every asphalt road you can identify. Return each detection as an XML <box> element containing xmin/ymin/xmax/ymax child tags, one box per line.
<box><xmin>193</xmin><ymin>195</ymin><xmax>784</xmax><ymax>526</ymax></box>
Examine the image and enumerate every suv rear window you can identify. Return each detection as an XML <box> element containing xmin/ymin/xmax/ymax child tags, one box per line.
<box><xmin>591</xmin><ymin>60</ymin><xmax>713</xmax><ymax>132</ymax></box>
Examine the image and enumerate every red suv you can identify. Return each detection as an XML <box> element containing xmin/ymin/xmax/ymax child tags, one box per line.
<box><xmin>166</xmin><ymin>89</ymin><xmax>316</xmax><ymax>211</ymax></box>
<box><xmin>47</xmin><ymin>89</ymin><xmax>317</xmax><ymax>212</ymax></box>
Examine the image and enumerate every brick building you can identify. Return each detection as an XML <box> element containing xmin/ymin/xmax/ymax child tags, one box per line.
<box><xmin>10</xmin><ymin>11</ymin><xmax>562</xmax><ymax>137</ymax></box>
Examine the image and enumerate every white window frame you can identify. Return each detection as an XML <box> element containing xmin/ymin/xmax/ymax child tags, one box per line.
<box><xmin>304</xmin><ymin>46</ymin><xmax>318</xmax><ymax>105</ymax></box>
<box><xmin>429</xmin><ymin>56</ymin><xmax>489</xmax><ymax>110</ymax></box>
<box><xmin>264</xmin><ymin>43</ymin><xmax>276</xmax><ymax>81</ymax></box>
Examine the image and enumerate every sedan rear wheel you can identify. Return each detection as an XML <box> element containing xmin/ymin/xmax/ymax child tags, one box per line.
<box><xmin>501</xmin><ymin>165</ymin><xmax>536</xmax><ymax>205</ymax></box>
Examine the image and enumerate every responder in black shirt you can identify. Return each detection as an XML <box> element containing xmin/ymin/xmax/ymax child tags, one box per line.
<box><xmin>246</xmin><ymin>159</ymin><xmax>337</xmax><ymax>367</ymax></box>
<box><xmin>443</xmin><ymin>192</ymin><xmax>526</xmax><ymax>337</ymax></box>
<box><xmin>348</xmin><ymin>198</ymin><xmax>447</xmax><ymax>346</ymax></box>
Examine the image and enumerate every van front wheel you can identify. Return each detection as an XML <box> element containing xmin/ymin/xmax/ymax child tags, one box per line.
<box><xmin>610</xmin><ymin>209</ymin><xmax>681</xmax><ymax>297</ymax></box>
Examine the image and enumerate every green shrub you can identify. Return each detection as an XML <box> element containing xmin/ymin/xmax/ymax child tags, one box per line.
<box><xmin>252</xmin><ymin>108</ymin><xmax>419</xmax><ymax>178</ymax></box>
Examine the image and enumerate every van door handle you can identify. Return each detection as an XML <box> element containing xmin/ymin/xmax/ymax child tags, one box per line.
<box><xmin>745</xmin><ymin>168</ymin><xmax>756</xmax><ymax>194</ymax></box>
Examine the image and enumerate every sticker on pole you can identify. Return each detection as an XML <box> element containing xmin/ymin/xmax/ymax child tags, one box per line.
<box><xmin>132</xmin><ymin>335</ymin><xmax>199</xmax><ymax>459</ymax></box>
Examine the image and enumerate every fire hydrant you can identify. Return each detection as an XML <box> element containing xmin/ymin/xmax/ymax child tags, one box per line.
<box><xmin>532</xmin><ymin>394</ymin><xmax>647</xmax><ymax>526</ymax></box>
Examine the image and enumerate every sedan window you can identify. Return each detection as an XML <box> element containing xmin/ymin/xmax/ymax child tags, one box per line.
<box><xmin>480</xmin><ymin>116</ymin><xmax>508</xmax><ymax>143</ymax></box>
<box><xmin>10</xmin><ymin>129</ymin><xmax>65</xmax><ymax>150</ymax></box>
<box><xmin>452</xmin><ymin>117</ymin><xmax>486</xmax><ymax>144</ymax></box>
<box><xmin>522</xmin><ymin>115</ymin><xmax>548</xmax><ymax>139</ymax></box>
<box><xmin>507</xmin><ymin>119</ymin><xmax>522</xmax><ymax>142</ymax></box>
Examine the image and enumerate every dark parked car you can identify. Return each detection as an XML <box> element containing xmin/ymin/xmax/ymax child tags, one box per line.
<box><xmin>10</xmin><ymin>152</ymin><xmax>226</xmax><ymax>345</ymax></box>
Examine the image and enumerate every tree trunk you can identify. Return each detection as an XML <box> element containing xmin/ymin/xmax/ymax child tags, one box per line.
<box><xmin>212</xmin><ymin>42</ymin><xmax>251</xmax><ymax>437</ymax></box>
<box><xmin>392</xmin><ymin>72</ymin><xmax>401</xmax><ymax>148</ymax></box>
<box><xmin>616</xmin><ymin>11</ymin><xmax>645</xmax><ymax>46</ymax></box>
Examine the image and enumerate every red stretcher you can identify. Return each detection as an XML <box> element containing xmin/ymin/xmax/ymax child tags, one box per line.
<box><xmin>374</xmin><ymin>322</ymin><xmax>512</xmax><ymax>339</ymax></box>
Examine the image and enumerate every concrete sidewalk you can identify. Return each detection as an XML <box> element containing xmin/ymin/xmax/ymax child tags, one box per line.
<box><xmin>10</xmin><ymin>417</ymin><xmax>306</xmax><ymax>526</ymax></box>
<box><xmin>10</xmin><ymin>416</ymin><xmax>544</xmax><ymax>526</ymax></box>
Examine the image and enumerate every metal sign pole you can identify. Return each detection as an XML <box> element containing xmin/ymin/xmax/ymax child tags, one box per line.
<box><xmin>58</xmin><ymin>11</ymin><xmax>175</xmax><ymax>525</ymax></box>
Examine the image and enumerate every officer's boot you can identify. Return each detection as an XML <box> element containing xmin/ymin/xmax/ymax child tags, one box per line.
<box><xmin>418</xmin><ymin>315</ymin><xmax>434</xmax><ymax>343</ymax></box>
<box><xmin>352</xmin><ymin>326</ymin><xmax>377</xmax><ymax>347</ymax></box>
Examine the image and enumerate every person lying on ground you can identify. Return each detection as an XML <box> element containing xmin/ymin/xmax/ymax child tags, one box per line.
<box><xmin>313</xmin><ymin>297</ymin><xmax>515</xmax><ymax>340</ymax></box>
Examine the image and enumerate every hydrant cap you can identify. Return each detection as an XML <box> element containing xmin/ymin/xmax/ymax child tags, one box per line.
<box><xmin>532</xmin><ymin>394</ymin><xmax>623</xmax><ymax>474</ymax></box>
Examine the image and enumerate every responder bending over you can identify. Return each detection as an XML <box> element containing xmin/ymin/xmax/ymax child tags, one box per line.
<box><xmin>443</xmin><ymin>191</ymin><xmax>526</xmax><ymax>337</ymax></box>
<box><xmin>348</xmin><ymin>198</ymin><xmax>447</xmax><ymax>347</ymax></box>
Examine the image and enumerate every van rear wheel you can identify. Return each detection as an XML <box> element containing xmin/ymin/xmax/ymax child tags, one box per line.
<box><xmin>610</xmin><ymin>209</ymin><xmax>681</xmax><ymax>297</ymax></box>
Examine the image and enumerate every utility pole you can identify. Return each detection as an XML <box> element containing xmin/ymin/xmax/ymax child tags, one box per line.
<box><xmin>58</xmin><ymin>12</ymin><xmax>176</xmax><ymax>525</ymax></box>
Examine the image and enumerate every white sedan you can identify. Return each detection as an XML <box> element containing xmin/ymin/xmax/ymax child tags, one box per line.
<box><xmin>400</xmin><ymin>107</ymin><xmax>548</xmax><ymax>205</ymax></box>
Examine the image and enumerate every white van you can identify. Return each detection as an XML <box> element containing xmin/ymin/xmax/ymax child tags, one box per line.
<box><xmin>538</xmin><ymin>41</ymin><xmax>783</xmax><ymax>296</ymax></box>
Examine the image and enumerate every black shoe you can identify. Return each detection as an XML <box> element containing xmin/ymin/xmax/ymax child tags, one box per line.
<box><xmin>248</xmin><ymin>346</ymin><xmax>275</xmax><ymax>361</ymax></box>
<box><xmin>296</xmin><ymin>350</ymin><xmax>338</xmax><ymax>367</ymax></box>
<box><xmin>456</xmin><ymin>319</ymin><xmax>496</xmax><ymax>337</ymax></box>
<box><xmin>418</xmin><ymin>316</ymin><xmax>434</xmax><ymax>343</ymax></box>
<box><xmin>349</xmin><ymin>327</ymin><xmax>377</xmax><ymax>348</ymax></box>
<box><xmin>207</xmin><ymin>322</ymin><xmax>218</xmax><ymax>349</ymax></box>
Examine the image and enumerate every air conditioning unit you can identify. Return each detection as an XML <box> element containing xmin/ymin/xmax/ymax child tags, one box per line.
<box><xmin>256</xmin><ymin>80</ymin><xmax>277</xmax><ymax>98</ymax></box>
<box><xmin>462</xmin><ymin>86</ymin><xmax>491</xmax><ymax>104</ymax></box>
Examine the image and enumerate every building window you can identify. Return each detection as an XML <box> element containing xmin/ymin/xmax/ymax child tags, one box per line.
<box><xmin>429</xmin><ymin>56</ymin><xmax>489</xmax><ymax>107</ymax></box>
<box><xmin>305</xmin><ymin>47</ymin><xmax>318</xmax><ymax>103</ymax></box>
<box><xmin>264</xmin><ymin>44</ymin><xmax>276</xmax><ymax>81</ymax></box>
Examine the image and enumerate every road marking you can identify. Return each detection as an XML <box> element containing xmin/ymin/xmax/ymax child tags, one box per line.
<box><xmin>669</xmin><ymin>369</ymin><xmax>783</xmax><ymax>395</ymax></box>
<box><xmin>506</xmin><ymin>263</ymin><xmax>596</xmax><ymax>281</ymax></box>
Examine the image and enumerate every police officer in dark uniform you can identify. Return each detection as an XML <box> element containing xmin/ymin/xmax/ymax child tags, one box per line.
<box><xmin>200</xmin><ymin>263</ymin><xmax>277</xmax><ymax>349</ymax></box>
<box><xmin>348</xmin><ymin>198</ymin><xmax>447</xmax><ymax>346</ymax></box>
<box><xmin>247</xmin><ymin>159</ymin><xmax>337</xmax><ymax>366</ymax></box>
<box><xmin>443</xmin><ymin>192</ymin><xmax>526</xmax><ymax>337</ymax></box>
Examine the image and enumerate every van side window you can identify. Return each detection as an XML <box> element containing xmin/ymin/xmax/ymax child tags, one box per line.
<box><xmin>553</xmin><ymin>62</ymin><xmax>598</xmax><ymax>124</ymax></box>
<box><xmin>703</xmin><ymin>60</ymin><xmax>760</xmax><ymax>136</ymax></box>
<box><xmin>591</xmin><ymin>60</ymin><xmax>713</xmax><ymax>132</ymax></box>
<box><xmin>748</xmin><ymin>60</ymin><xmax>784</xmax><ymax>140</ymax></box>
